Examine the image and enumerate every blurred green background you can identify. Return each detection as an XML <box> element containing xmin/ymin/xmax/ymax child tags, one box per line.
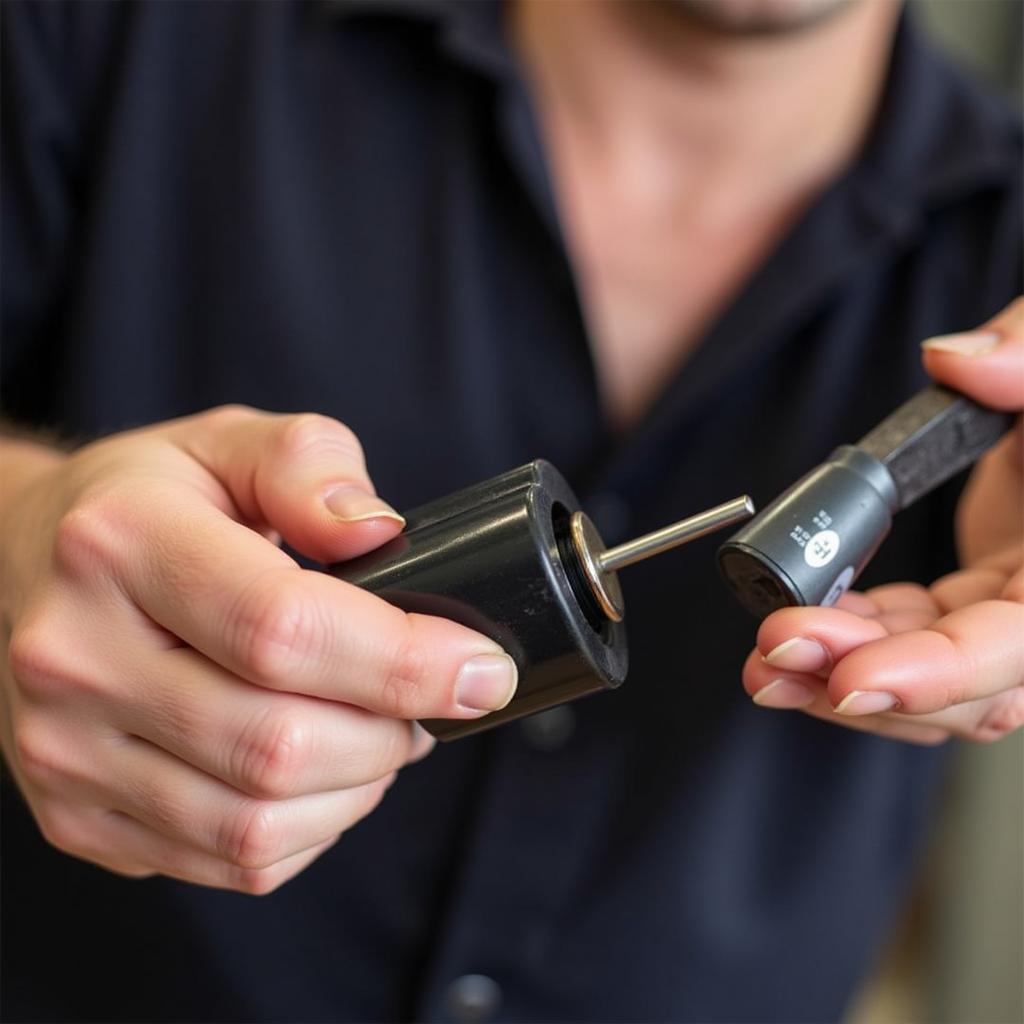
<box><xmin>916</xmin><ymin>0</ymin><xmax>1022</xmax><ymax>99</ymax></box>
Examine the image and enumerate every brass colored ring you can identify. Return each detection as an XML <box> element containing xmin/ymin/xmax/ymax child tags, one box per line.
<box><xmin>569</xmin><ymin>511</ymin><xmax>625</xmax><ymax>622</ymax></box>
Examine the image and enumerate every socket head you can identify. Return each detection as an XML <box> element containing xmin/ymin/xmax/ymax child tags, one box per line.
<box><xmin>718</xmin><ymin>447</ymin><xmax>896</xmax><ymax>618</ymax></box>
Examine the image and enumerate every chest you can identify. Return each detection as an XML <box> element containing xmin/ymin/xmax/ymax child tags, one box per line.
<box><xmin>547</xmin><ymin>141</ymin><xmax>799</xmax><ymax>431</ymax></box>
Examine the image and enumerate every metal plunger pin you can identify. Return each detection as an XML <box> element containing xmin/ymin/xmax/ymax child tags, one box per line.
<box><xmin>569</xmin><ymin>495</ymin><xmax>756</xmax><ymax>623</ymax></box>
<box><xmin>598</xmin><ymin>496</ymin><xmax>756</xmax><ymax>572</ymax></box>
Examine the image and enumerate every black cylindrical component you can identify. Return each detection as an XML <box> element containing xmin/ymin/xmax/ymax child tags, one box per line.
<box><xmin>718</xmin><ymin>446</ymin><xmax>898</xmax><ymax>618</ymax></box>
<box><xmin>329</xmin><ymin>461</ymin><xmax>627</xmax><ymax>740</ymax></box>
<box><xmin>857</xmin><ymin>385</ymin><xmax>1014</xmax><ymax>510</ymax></box>
<box><xmin>718</xmin><ymin>385</ymin><xmax>1014</xmax><ymax>618</ymax></box>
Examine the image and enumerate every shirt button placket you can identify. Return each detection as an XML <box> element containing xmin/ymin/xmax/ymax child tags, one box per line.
<box><xmin>519</xmin><ymin>705</ymin><xmax>576</xmax><ymax>752</ymax></box>
<box><xmin>444</xmin><ymin>974</ymin><xmax>503</xmax><ymax>1023</ymax></box>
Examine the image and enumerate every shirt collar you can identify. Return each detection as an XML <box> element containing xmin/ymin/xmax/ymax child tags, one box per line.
<box><xmin>318</xmin><ymin>0</ymin><xmax>516</xmax><ymax>80</ymax></box>
<box><xmin>851</xmin><ymin>11</ymin><xmax>1020</xmax><ymax>224</ymax></box>
<box><xmin>320</xmin><ymin>1</ymin><xmax>1020</xmax><ymax>220</ymax></box>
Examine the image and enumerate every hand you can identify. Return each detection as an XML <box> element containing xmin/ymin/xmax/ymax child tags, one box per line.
<box><xmin>743</xmin><ymin>298</ymin><xmax>1024</xmax><ymax>745</ymax></box>
<box><xmin>0</xmin><ymin>408</ymin><xmax>518</xmax><ymax>892</ymax></box>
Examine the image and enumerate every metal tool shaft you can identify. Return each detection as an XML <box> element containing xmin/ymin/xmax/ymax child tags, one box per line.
<box><xmin>598</xmin><ymin>495</ymin><xmax>755</xmax><ymax>573</ymax></box>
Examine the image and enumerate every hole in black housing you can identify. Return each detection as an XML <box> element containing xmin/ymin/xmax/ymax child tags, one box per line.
<box><xmin>551</xmin><ymin>502</ymin><xmax>610</xmax><ymax>638</ymax></box>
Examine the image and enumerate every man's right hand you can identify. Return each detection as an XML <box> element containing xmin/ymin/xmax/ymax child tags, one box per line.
<box><xmin>0</xmin><ymin>407</ymin><xmax>518</xmax><ymax>893</ymax></box>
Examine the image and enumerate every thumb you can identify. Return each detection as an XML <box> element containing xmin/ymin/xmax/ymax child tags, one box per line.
<box><xmin>172</xmin><ymin>406</ymin><xmax>405</xmax><ymax>563</ymax></box>
<box><xmin>921</xmin><ymin>296</ymin><xmax>1024</xmax><ymax>411</ymax></box>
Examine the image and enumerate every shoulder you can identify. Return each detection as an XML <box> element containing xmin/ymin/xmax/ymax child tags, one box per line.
<box><xmin>861</xmin><ymin>17</ymin><xmax>1022</xmax><ymax>320</ymax></box>
<box><xmin>864</xmin><ymin>15</ymin><xmax>1020</xmax><ymax>202</ymax></box>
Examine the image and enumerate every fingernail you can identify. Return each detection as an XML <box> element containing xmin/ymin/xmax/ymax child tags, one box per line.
<box><xmin>921</xmin><ymin>331</ymin><xmax>1000</xmax><ymax>356</ymax></box>
<box><xmin>764</xmin><ymin>637</ymin><xmax>830</xmax><ymax>673</ymax></box>
<box><xmin>752</xmin><ymin>678</ymin><xmax>815</xmax><ymax>710</ymax></box>
<box><xmin>324</xmin><ymin>486</ymin><xmax>405</xmax><ymax>525</ymax></box>
<box><xmin>833</xmin><ymin>690</ymin><xmax>900</xmax><ymax>715</ymax></box>
<box><xmin>455</xmin><ymin>653</ymin><xmax>518</xmax><ymax>714</ymax></box>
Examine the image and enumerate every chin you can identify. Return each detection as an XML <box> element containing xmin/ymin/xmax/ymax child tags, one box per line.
<box><xmin>668</xmin><ymin>0</ymin><xmax>860</xmax><ymax>36</ymax></box>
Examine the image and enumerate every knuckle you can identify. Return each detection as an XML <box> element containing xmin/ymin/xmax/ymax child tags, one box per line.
<box><xmin>233</xmin><ymin>864</ymin><xmax>289</xmax><ymax>897</ymax></box>
<box><xmin>8</xmin><ymin>623</ymin><xmax>58</xmax><ymax>696</ymax></box>
<box><xmin>378</xmin><ymin>628</ymin><xmax>430</xmax><ymax>719</ymax></box>
<box><xmin>222</xmin><ymin>801</ymin><xmax>283</xmax><ymax>870</ymax></box>
<box><xmin>36</xmin><ymin>805</ymin><xmax>89</xmax><ymax>856</ymax></box>
<box><xmin>230</xmin><ymin>575</ymin><xmax>321</xmax><ymax>683</ymax></box>
<box><xmin>233</xmin><ymin>707</ymin><xmax>311</xmax><ymax>799</ymax></box>
<box><xmin>972</xmin><ymin>690</ymin><xmax>1024</xmax><ymax>743</ymax></box>
<box><xmin>275</xmin><ymin>414</ymin><xmax>365</xmax><ymax>469</ymax></box>
<box><xmin>52</xmin><ymin>495</ymin><xmax>133</xmax><ymax>579</ymax></box>
<box><xmin>12</xmin><ymin>716</ymin><xmax>64</xmax><ymax>783</ymax></box>
<box><xmin>199</xmin><ymin>404</ymin><xmax>258</xmax><ymax>432</ymax></box>
<box><xmin>7</xmin><ymin>619</ymin><xmax>99</xmax><ymax>702</ymax></box>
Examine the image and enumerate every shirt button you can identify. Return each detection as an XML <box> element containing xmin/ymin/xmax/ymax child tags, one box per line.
<box><xmin>444</xmin><ymin>974</ymin><xmax>502</xmax><ymax>1023</ymax></box>
<box><xmin>520</xmin><ymin>705</ymin><xmax>576</xmax><ymax>752</ymax></box>
<box><xmin>587</xmin><ymin>491</ymin><xmax>631</xmax><ymax>543</ymax></box>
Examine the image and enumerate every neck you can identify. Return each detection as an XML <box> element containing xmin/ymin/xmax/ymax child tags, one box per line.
<box><xmin>511</xmin><ymin>0</ymin><xmax>900</xmax><ymax>217</ymax></box>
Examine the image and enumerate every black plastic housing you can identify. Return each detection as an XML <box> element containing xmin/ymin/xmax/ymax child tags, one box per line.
<box><xmin>329</xmin><ymin>460</ymin><xmax>628</xmax><ymax>740</ymax></box>
<box><xmin>718</xmin><ymin>385</ymin><xmax>1014</xmax><ymax>618</ymax></box>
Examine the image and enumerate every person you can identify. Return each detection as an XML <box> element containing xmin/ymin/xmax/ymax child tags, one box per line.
<box><xmin>1</xmin><ymin>0</ymin><xmax>1020</xmax><ymax>1020</ymax></box>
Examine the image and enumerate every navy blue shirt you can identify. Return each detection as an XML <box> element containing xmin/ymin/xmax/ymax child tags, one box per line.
<box><xmin>2</xmin><ymin>3</ymin><xmax>1021</xmax><ymax>1022</ymax></box>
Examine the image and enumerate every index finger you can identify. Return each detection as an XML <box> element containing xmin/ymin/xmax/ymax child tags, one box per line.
<box><xmin>922</xmin><ymin>296</ymin><xmax>1024</xmax><ymax>410</ymax></box>
<box><xmin>756</xmin><ymin>586</ymin><xmax>1024</xmax><ymax>715</ymax></box>
<box><xmin>118</xmin><ymin>489</ymin><xmax>518</xmax><ymax>721</ymax></box>
<box><xmin>755</xmin><ymin>583</ymin><xmax>941</xmax><ymax>673</ymax></box>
